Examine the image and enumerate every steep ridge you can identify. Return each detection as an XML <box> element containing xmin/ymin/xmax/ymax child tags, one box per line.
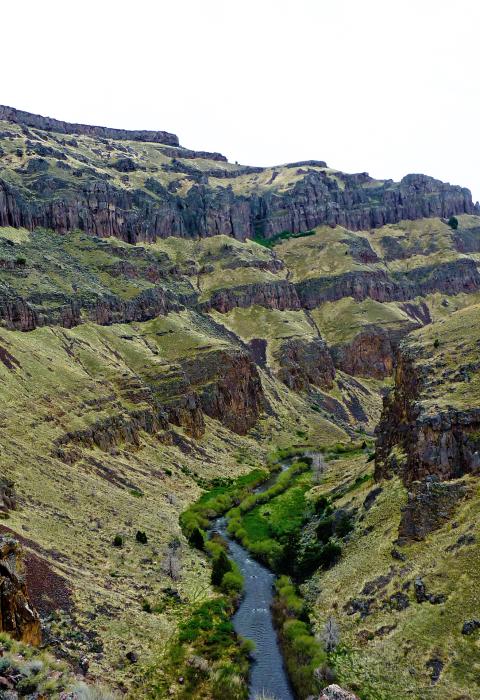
<box><xmin>375</xmin><ymin>304</ymin><xmax>480</xmax><ymax>485</ymax></box>
<box><xmin>0</xmin><ymin>104</ymin><xmax>180</xmax><ymax>146</ymax></box>
<box><xmin>375</xmin><ymin>305</ymin><xmax>480</xmax><ymax>540</ymax></box>
<box><xmin>0</xmin><ymin>107</ymin><xmax>477</xmax><ymax>243</ymax></box>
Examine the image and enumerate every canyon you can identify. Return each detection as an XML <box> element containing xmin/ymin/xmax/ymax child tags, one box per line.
<box><xmin>0</xmin><ymin>106</ymin><xmax>478</xmax><ymax>700</ymax></box>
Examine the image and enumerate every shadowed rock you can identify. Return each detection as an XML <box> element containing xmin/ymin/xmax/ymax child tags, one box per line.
<box><xmin>0</xmin><ymin>536</ymin><xmax>41</xmax><ymax>645</ymax></box>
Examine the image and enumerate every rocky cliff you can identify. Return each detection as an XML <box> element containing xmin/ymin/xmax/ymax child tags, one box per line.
<box><xmin>374</xmin><ymin>305</ymin><xmax>480</xmax><ymax>537</ymax></box>
<box><xmin>375</xmin><ymin>350</ymin><xmax>480</xmax><ymax>485</ymax></box>
<box><xmin>0</xmin><ymin>104</ymin><xmax>180</xmax><ymax>146</ymax></box>
<box><xmin>0</xmin><ymin>108</ymin><xmax>477</xmax><ymax>245</ymax></box>
<box><xmin>274</xmin><ymin>337</ymin><xmax>336</xmax><ymax>390</ymax></box>
<box><xmin>0</xmin><ymin>536</ymin><xmax>41</xmax><ymax>645</ymax></box>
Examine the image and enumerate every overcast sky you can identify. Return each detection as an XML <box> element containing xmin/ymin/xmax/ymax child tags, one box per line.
<box><xmin>4</xmin><ymin>0</ymin><xmax>480</xmax><ymax>199</ymax></box>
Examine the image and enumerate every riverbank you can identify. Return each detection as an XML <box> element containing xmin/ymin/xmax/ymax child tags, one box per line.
<box><xmin>162</xmin><ymin>442</ymin><xmax>372</xmax><ymax>699</ymax></box>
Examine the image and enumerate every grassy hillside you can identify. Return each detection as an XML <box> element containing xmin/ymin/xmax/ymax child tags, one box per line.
<box><xmin>0</xmin><ymin>311</ymin><xmax>347</xmax><ymax>694</ymax></box>
<box><xmin>0</xmin><ymin>111</ymin><xmax>479</xmax><ymax>698</ymax></box>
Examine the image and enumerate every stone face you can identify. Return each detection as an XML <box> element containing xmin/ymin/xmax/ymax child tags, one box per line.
<box><xmin>0</xmin><ymin>104</ymin><xmax>179</xmax><ymax>145</ymax></box>
<box><xmin>462</xmin><ymin>619</ymin><xmax>480</xmax><ymax>635</ymax></box>
<box><xmin>398</xmin><ymin>476</ymin><xmax>467</xmax><ymax>541</ymax></box>
<box><xmin>296</xmin><ymin>259</ymin><xmax>480</xmax><ymax>308</ymax></box>
<box><xmin>375</xmin><ymin>351</ymin><xmax>480</xmax><ymax>485</ymax></box>
<box><xmin>0</xmin><ymin>479</ymin><xmax>16</xmax><ymax>514</ymax></box>
<box><xmin>0</xmin><ymin>285</ymin><xmax>181</xmax><ymax>332</ymax></box>
<box><xmin>201</xmin><ymin>279</ymin><xmax>301</xmax><ymax>314</ymax></box>
<box><xmin>181</xmin><ymin>348</ymin><xmax>265</xmax><ymax>434</ymax></box>
<box><xmin>274</xmin><ymin>337</ymin><xmax>336</xmax><ymax>391</ymax></box>
<box><xmin>331</xmin><ymin>328</ymin><xmax>395</xmax><ymax>379</ymax></box>
<box><xmin>0</xmin><ymin>536</ymin><xmax>41</xmax><ymax>645</ymax></box>
<box><xmin>0</xmin><ymin>107</ymin><xmax>478</xmax><ymax>245</ymax></box>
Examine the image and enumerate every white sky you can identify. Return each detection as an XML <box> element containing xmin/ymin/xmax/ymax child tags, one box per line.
<box><xmin>4</xmin><ymin>0</ymin><xmax>480</xmax><ymax>199</ymax></box>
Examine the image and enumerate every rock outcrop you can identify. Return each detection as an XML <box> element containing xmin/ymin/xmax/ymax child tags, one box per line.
<box><xmin>274</xmin><ymin>337</ymin><xmax>335</xmax><ymax>390</ymax></box>
<box><xmin>375</xmin><ymin>351</ymin><xmax>480</xmax><ymax>484</ymax></box>
<box><xmin>0</xmin><ymin>536</ymin><xmax>41</xmax><ymax>645</ymax></box>
<box><xmin>53</xmin><ymin>347</ymin><xmax>264</xmax><ymax>458</ymax></box>
<box><xmin>0</xmin><ymin>106</ymin><xmax>478</xmax><ymax>244</ymax></box>
<box><xmin>0</xmin><ymin>104</ymin><xmax>179</xmax><ymax>146</ymax></box>
<box><xmin>319</xmin><ymin>685</ymin><xmax>360</xmax><ymax>700</ymax></box>
<box><xmin>180</xmin><ymin>348</ymin><xmax>265</xmax><ymax>434</ymax></box>
<box><xmin>296</xmin><ymin>259</ymin><xmax>480</xmax><ymax>308</ymax></box>
<box><xmin>0</xmin><ymin>479</ymin><xmax>16</xmax><ymax>515</ymax></box>
<box><xmin>374</xmin><ymin>308</ymin><xmax>480</xmax><ymax>539</ymax></box>
<box><xmin>253</xmin><ymin>172</ymin><xmax>477</xmax><ymax>240</ymax></box>
<box><xmin>201</xmin><ymin>279</ymin><xmax>300</xmax><ymax>314</ymax></box>
<box><xmin>0</xmin><ymin>285</ymin><xmax>181</xmax><ymax>331</ymax></box>
<box><xmin>398</xmin><ymin>476</ymin><xmax>467</xmax><ymax>541</ymax></box>
<box><xmin>331</xmin><ymin>328</ymin><xmax>395</xmax><ymax>379</ymax></box>
<box><xmin>1</xmin><ymin>172</ymin><xmax>476</xmax><ymax>245</ymax></box>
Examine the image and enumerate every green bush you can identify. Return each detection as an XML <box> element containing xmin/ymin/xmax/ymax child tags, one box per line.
<box><xmin>211</xmin><ymin>550</ymin><xmax>233</xmax><ymax>587</ymax></box>
<box><xmin>188</xmin><ymin>526</ymin><xmax>205</xmax><ymax>550</ymax></box>
<box><xmin>221</xmin><ymin>571</ymin><xmax>243</xmax><ymax>594</ymax></box>
<box><xmin>272</xmin><ymin>576</ymin><xmax>326</xmax><ymax>698</ymax></box>
<box><xmin>135</xmin><ymin>530</ymin><xmax>148</xmax><ymax>544</ymax></box>
<box><xmin>112</xmin><ymin>534</ymin><xmax>123</xmax><ymax>547</ymax></box>
<box><xmin>448</xmin><ymin>215</ymin><xmax>459</xmax><ymax>229</ymax></box>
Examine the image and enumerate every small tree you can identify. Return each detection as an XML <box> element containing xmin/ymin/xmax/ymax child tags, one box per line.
<box><xmin>319</xmin><ymin>616</ymin><xmax>340</xmax><ymax>652</ymax></box>
<box><xmin>448</xmin><ymin>216</ymin><xmax>459</xmax><ymax>230</ymax></box>
<box><xmin>136</xmin><ymin>530</ymin><xmax>148</xmax><ymax>544</ymax></box>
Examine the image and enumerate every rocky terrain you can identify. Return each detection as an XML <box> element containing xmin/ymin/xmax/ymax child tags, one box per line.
<box><xmin>0</xmin><ymin>105</ymin><xmax>477</xmax><ymax>244</ymax></box>
<box><xmin>0</xmin><ymin>106</ymin><xmax>478</xmax><ymax>699</ymax></box>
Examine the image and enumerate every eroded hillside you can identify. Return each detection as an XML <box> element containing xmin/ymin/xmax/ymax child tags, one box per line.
<box><xmin>0</xmin><ymin>106</ymin><xmax>478</xmax><ymax>699</ymax></box>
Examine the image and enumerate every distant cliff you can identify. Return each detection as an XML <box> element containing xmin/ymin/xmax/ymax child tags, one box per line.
<box><xmin>0</xmin><ymin>106</ymin><xmax>477</xmax><ymax>243</ymax></box>
<box><xmin>0</xmin><ymin>104</ymin><xmax>179</xmax><ymax>146</ymax></box>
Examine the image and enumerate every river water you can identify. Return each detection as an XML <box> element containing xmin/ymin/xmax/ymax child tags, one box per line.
<box><xmin>210</xmin><ymin>465</ymin><xmax>295</xmax><ymax>700</ymax></box>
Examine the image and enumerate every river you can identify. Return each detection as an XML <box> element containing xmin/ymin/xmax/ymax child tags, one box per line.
<box><xmin>210</xmin><ymin>465</ymin><xmax>295</xmax><ymax>700</ymax></box>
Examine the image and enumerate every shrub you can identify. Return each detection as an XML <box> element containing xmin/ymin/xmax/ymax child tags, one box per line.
<box><xmin>71</xmin><ymin>683</ymin><xmax>119</xmax><ymax>700</ymax></box>
<box><xmin>135</xmin><ymin>530</ymin><xmax>148</xmax><ymax>544</ymax></box>
<box><xmin>433</xmin><ymin>338</ymin><xmax>440</xmax><ymax>348</ymax></box>
<box><xmin>316</xmin><ymin>516</ymin><xmax>334</xmax><ymax>541</ymax></box>
<box><xmin>448</xmin><ymin>215</ymin><xmax>459</xmax><ymax>229</ymax></box>
<box><xmin>318</xmin><ymin>540</ymin><xmax>342</xmax><ymax>567</ymax></box>
<box><xmin>112</xmin><ymin>534</ymin><xmax>123</xmax><ymax>547</ymax></box>
<box><xmin>272</xmin><ymin>576</ymin><xmax>326</xmax><ymax>698</ymax></box>
<box><xmin>319</xmin><ymin>616</ymin><xmax>340</xmax><ymax>652</ymax></box>
<box><xmin>211</xmin><ymin>550</ymin><xmax>233</xmax><ymax>587</ymax></box>
<box><xmin>221</xmin><ymin>571</ymin><xmax>243</xmax><ymax>594</ymax></box>
<box><xmin>15</xmin><ymin>256</ymin><xmax>26</xmax><ymax>266</ymax></box>
<box><xmin>188</xmin><ymin>526</ymin><xmax>205</xmax><ymax>550</ymax></box>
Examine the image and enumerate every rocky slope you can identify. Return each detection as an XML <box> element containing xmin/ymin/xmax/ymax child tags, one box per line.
<box><xmin>374</xmin><ymin>304</ymin><xmax>480</xmax><ymax>539</ymax></box>
<box><xmin>0</xmin><ymin>106</ymin><xmax>477</xmax><ymax>244</ymax></box>
<box><xmin>0</xmin><ymin>106</ymin><xmax>479</xmax><ymax>699</ymax></box>
<box><xmin>375</xmin><ymin>304</ymin><xmax>480</xmax><ymax>483</ymax></box>
<box><xmin>0</xmin><ymin>536</ymin><xmax>41</xmax><ymax>645</ymax></box>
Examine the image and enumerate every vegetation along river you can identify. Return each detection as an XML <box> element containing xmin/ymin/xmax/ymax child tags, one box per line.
<box><xmin>210</xmin><ymin>465</ymin><xmax>294</xmax><ymax>700</ymax></box>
